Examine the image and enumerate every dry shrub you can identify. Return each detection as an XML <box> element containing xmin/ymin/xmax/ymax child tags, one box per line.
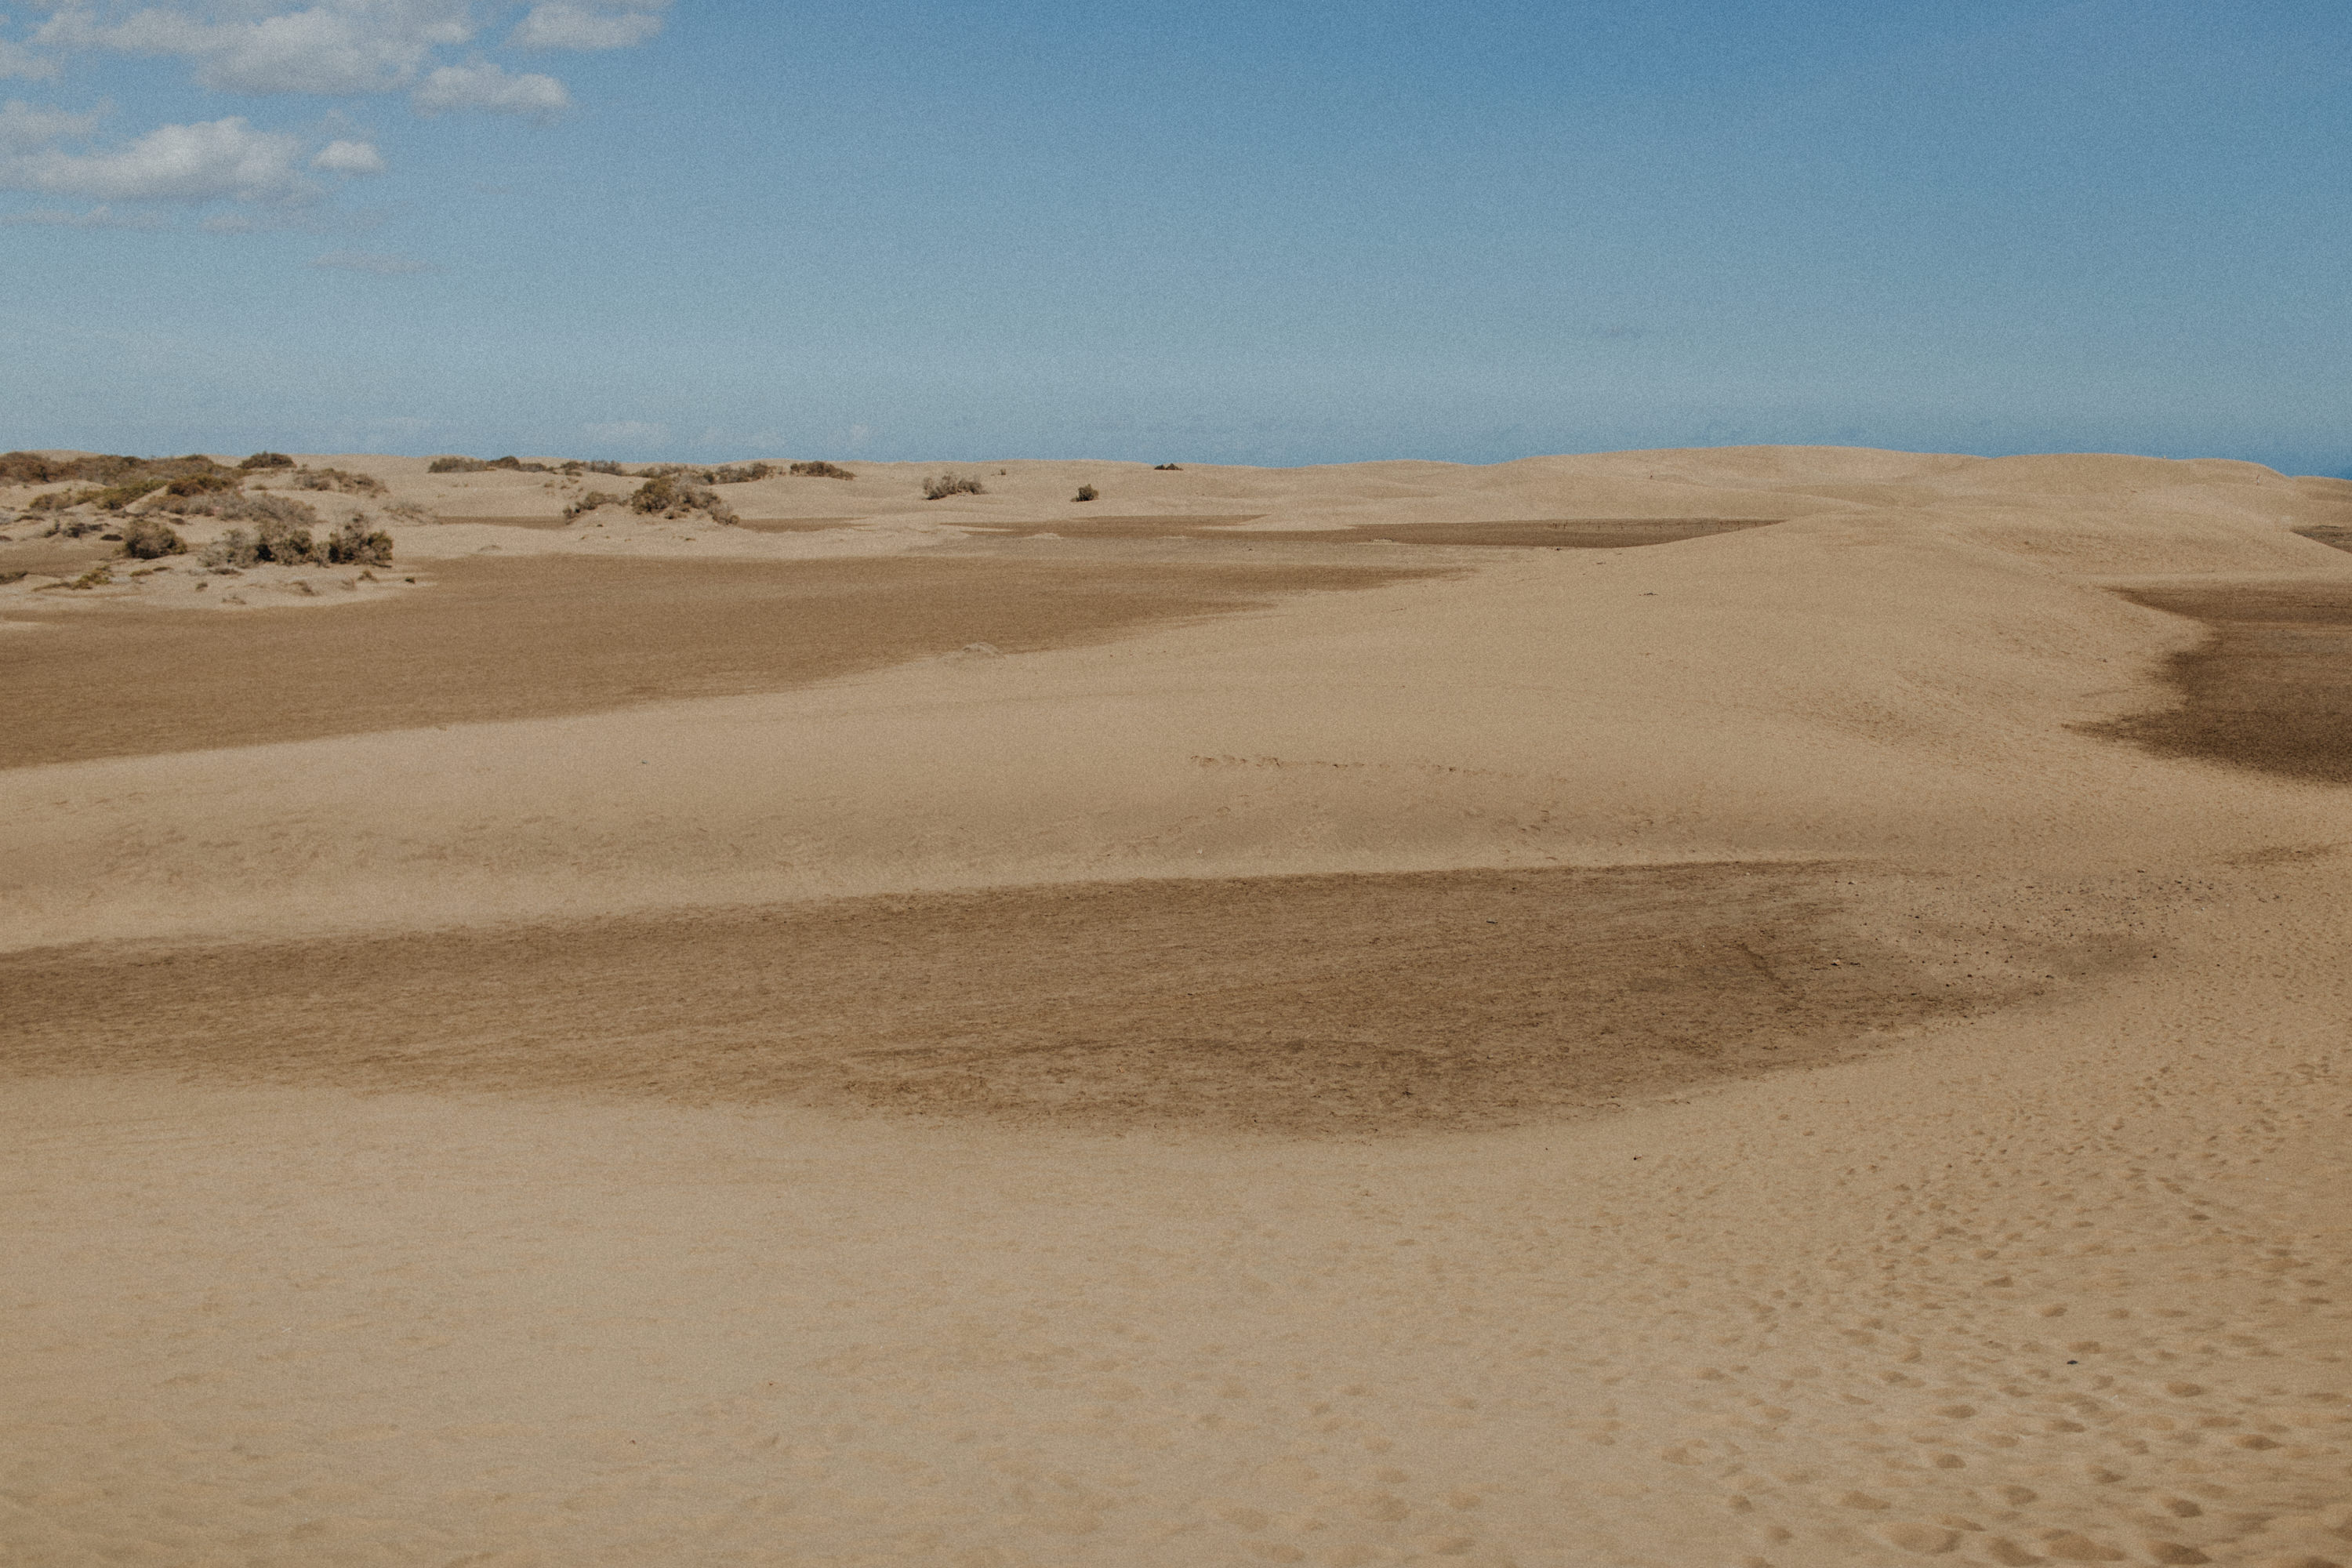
<box><xmin>326</xmin><ymin>517</ymin><xmax>394</xmax><ymax>565</ymax></box>
<box><xmin>711</xmin><ymin>463</ymin><xmax>775</xmax><ymax>484</ymax></box>
<box><xmin>291</xmin><ymin>466</ymin><xmax>387</xmax><ymax>495</ymax></box>
<box><xmin>629</xmin><ymin>474</ymin><xmax>739</xmax><ymax>524</ymax></box>
<box><xmin>0</xmin><ymin>451</ymin><xmax>61</xmax><ymax>484</ymax></box>
<box><xmin>167</xmin><ymin>473</ymin><xmax>240</xmax><ymax>497</ymax></box>
<box><xmin>67</xmin><ymin>563</ymin><xmax>113</xmax><ymax>590</ymax></box>
<box><xmin>239</xmin><ymin>452</ymin><xmax>295</xmax><ymax>470</ymax></box>
<box><xmin>922</xmin><ymin>472</ymin><xmax>985</xmax><ymax>499</ymax></box>
<box><xmin>1153</xmin><ymin>463</ymin><xmax>1182</xmax><ymax>470</ymax></box>
<box><xmin>789</xmin><ymin>460</ymin><xmax>855</xmax><ymax>479</ymax></box>
<box><xmin>1073</xmin><ymin>485</ymin><xmax>1098</xmax><ymax>503</ymax></box>
<box><xmin>564</xmin><ymin>489</ymin><xmax>621</xmax><ymax>521</ymax></box>
<box><xmin>29</xmin><ymin>488</ymin><xmax>100</xmax><ymax>513</ymax></box>
<box><xmin>563</xmin><ymin>459</ymin><xmax>629</xmax><ymax>476</ymax></box>
<box><xmin>198</xmin><ymin>513</ymin><xmax>322</xmax><ymax>568</ymax></box>
<box><xmin>118</xmin><ymin>517</ymin><xmax>187</xmax><ymax>559</ymax></box>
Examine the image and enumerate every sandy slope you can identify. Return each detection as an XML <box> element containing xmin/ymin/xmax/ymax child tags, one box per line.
<box><xmin>4</xmin><ymin>447</ymin><xmax>2350</xmax><ymax>1567</ymax></box>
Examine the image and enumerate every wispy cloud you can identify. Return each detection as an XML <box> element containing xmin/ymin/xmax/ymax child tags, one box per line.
<box><xmin>0</xmin><ymin>98</ymin><xmax>97</xmax><ymax>151</ymax></box>
<box><xmin>411</xmin><ymin>60</ymin><xmax>567</xmax><ymax>118</ymax></box>
<box><xmin>2</xmin><ymin>201</ymin><xmax>168</xmax><ymax>227</ymax></box>
<box><xmin>1</xmin><ymin>114</ymin><xmax>318</xmax><ymax>202</ymax></box>
<box><xmin>510</xmin><ymin>2</ymin><xmax>666</xmax><ymax>51</ymax></box>
<box><xmin>310</xmin><ymin>137</ymin><xmax>383</xmax><ymax>173</ymax></box>
<box><xmin>311</xmin><ymin>247</ymin><xmax>432</xmax><ymax>274</ymax></box>
<box><xmin>0</xmin><ymin>38</ymin><xmax>60</xmax><ymax>79</ymax></box>
<box><xmin>32</xmin><ymin>2</ymin><xmax>477</xmax><ymax>97</ymax></box>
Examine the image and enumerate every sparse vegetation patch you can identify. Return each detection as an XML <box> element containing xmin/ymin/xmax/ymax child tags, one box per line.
<box><xmin>789</xmin><ymin>461</ymin><xmax>855</xmax><ymax>479</ymax></box>
<box><xmin>290</xmin><ymin>466</ymin><xmax>387</xmax><ymax>495</ymax></box>
<box><xmin>239</xmin><ymin>452</ymin><xmax>295</xmax><ymax>470</ymax></box>
<box><xmin>564</xmin><ymin>489</ymin><xmax>622</xmax><ymax>521</ymax></box>
<box><xmin>429</xmin><ymin>456</ymin><xmax>555</xmax><ymax>474</ymax></box>
<box><xmin>1073</xmin><ymin>485</ymin><xmax>1098</xmax><ymax>503</ymax></box>
<box><xmin>164</xmin><ymin>492</ymin><xmax>325</xmax><ymax>529</ymax></box>
<box><xmin>922</xmin><ymin>472</ymin><xmax>985</xmax><ymax>499</ymax></box>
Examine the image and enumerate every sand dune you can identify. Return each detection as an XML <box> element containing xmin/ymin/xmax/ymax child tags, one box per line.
<box><xmin>5</xmin><ymin>447</ymin><xmax>2350</xmax><ymax>1567</ymax></box>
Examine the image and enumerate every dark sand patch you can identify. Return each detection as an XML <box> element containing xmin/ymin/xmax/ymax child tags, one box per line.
<box><xmin>731</xmin><ymin>517</ymin><xmax>868</xmax><ymax>533</ymax></box>
<box><xmin>963</xmin><ymin>513</ymin><xmax>1266</xmax><ymax>539</ymax></box>
<box><xmin>968</xmin><ymin>516</ymin><xmax>1780</xmax><ymax>548</ymax></box>
<box><xmin>2294</xmin><ymin>524</ymin><xmax>2352</xmax><ymax>555</ymax></box>
<box><xmin>2093</xmin><ymin>583</ymin><xmax>2352</xmax><ymax>784</ymax></box>
<box><xmin>0</xmin><ymin>865</ymin><xmax>2097</xmax><ymax>1137</ymax></box>
<box><xmin>1271</xmin><ymin>518</ymin><xmax>1782</xmax><ymax>548</ymax></box>
<box><xmin>437</xmin><ymin>515</ymin><xmax>873</xmax><ymax>532</ymax></box>
<box><xmin>0</xmin><ymin>554</ymin><xmax>1439</xmax><ymax>770</ymax></box>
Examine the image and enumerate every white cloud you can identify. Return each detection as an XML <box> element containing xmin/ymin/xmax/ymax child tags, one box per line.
<box><xmin>0</xmin><ymin>38</ymin><xmax>60</xmax><ymax>78</ymax></box>
<box><xmin>412</xmin><ymin>60</ymin><xmax>566</xmax><ymax>118</ymax></box>
<box><xmin>1</xmin><ymin>114</ymin><xmax>316</xmax><ymax>201</ymax></box>
<box><xmin>310</xmin><ymin>136</ymin><xmax>381</xmax><ymax>172</ymax></box>
<box><xmin>583</xmin><ymin>419</ymin><xmax>666</xmax><ymax>446</ymax></box>
<box><xmin>312</xmin><ymin>246</ymin><xmax>429</xmax><ymax>273</ymax></box>
<box><xmin>509</xmin><ymin>2</ymin><xmax>663</xmax><ymax>50</ymax></box>
<box><xmin>1</xmin><ymin>201</ymin><xmax>168</xmax><ymax>227</ymax></box>
<box><xmin>34</xmin><ymin>2</ymin><xmax>477</xmax><ymax>96</ymax></box>
<box><xmin>0</xmin><ymin>96</ymin><xmax>97</xmax><ymax>149</ymax></box>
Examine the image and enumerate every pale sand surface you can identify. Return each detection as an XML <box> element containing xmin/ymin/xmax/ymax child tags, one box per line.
<box><xmin>5</xmin><ymin>447</ymin><xmax>2352</xmax><ymax>1566</ymax></box>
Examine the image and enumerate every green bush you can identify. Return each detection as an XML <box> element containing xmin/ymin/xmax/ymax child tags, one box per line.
<box><xmin>789</xmin><ymin>460</ymin><xmax>855</xmax><ymax>479</ymax></box>
<box><xmin>1073</xmin><ymin>485</ymin><xmax>1098</xmax><ymax>503</ymax></box>
<box><xmin>239</xmin><ymin>452</ymin><xmax>295</xmax><ymax>470</ymax></box>
<box><xmin>922</xmin><ymin>472</ymin><xmax>985</xmax><ymax>499</ymax></box>
<box><xmin>118</xmin><ymin>517</ymin><xmax>187</xmax><ymax>559</ymax></box>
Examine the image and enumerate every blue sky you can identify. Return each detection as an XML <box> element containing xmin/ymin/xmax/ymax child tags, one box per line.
<box><xmin>2</xmin><ymin>0</ymin><xmax>2347</xmax><ymax>470</ymax></box>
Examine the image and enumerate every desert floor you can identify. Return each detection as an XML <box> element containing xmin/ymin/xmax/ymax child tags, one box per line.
<box><xmin>4</xmin><ymin>447</ymin><xmax>2351</xmax><ymax>1568</ymax></box>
